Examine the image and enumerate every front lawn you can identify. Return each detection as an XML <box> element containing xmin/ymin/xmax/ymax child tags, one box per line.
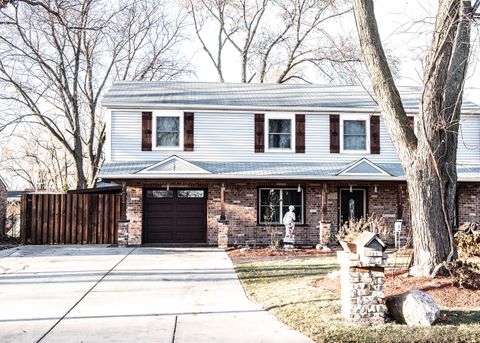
<box><xmin>234</xmin><ymin>256</ymin><xmax>480</xmax><ymax>343</ymax></box>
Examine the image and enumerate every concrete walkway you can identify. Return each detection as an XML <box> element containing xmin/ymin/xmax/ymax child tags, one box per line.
<box><xmin>0</xmin><ymin>246</ymin><xmax>312</xmax><ymax>343</ymax></box>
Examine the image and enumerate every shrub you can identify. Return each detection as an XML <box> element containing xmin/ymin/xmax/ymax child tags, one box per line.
<box><xmin>336</xmin><ymin>213</ymin><xmax>388</xmax><ymax>243</ymax></box>
<box><xmin>442</xmin><ymin>260</ymin><xmax>480</xmax><ymax>289</ymax></box>
<box><xmin>455</xmin><ymin>232</ymin><xmax>480</xmax><ymax>258</ymax></box>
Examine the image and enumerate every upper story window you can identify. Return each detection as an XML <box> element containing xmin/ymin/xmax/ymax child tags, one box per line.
<box><xmin>340</xmin><ymin>115</ymin><xmax>370</xmax><ymax>153</ymax></box>
<box><xmin>265</xmin><ymin>113</ymin><xmax>295</xmax><ymax>152</ymax></box>
<box><xmin>153</xmin><ymin>112</ymin><xmax>183</xmax><ymax>150</ymax></box>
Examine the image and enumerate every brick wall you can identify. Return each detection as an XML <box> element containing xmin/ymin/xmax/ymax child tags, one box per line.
<box><xmin>121</xmin><ymin>179</ymin><xmax>417</xmax><ymax>247</ymax></box>
<box><xmin>325</xmin><ymin>183</ymin><xmax>410</xmax><ymax>246</ymax></box>
<box><xmin>0</xmin><ymin>179</ymin><xmax>6</xmax><ymax>232</ymax></box>
<box><xmin>457</xmin><ymin>183</ymin><xmax>480</xmax><ymax>224</ymax></box>
<box><xmin>124</xmin><ymin>180</ymin><xmax>328</xmax><ymax>246</ymax></box>
<box><xmin>368</xmin><ymin>183</ymin><xmax>410</xmax><ymax>244</ymax></box>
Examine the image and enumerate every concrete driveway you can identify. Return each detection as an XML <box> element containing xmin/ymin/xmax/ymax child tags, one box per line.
<box><xmin>0</xmin><ymin>246</ymin><xmax>312</xmax><ymax>343</ymax></box>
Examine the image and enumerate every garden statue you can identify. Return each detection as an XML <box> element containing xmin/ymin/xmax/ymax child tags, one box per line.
<box><xmin>283</xmin><ymin>205</ymin><xmax>296</xmax><ymax>249</ymax></box>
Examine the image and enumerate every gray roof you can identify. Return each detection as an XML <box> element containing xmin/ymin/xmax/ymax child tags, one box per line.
<box><xmin>353</xmin><ymin>231</ymin><xmax>386</xmax><ymax>248</ymax></box>
<box><xmin>7</xmin><ymin>190</ymin><xmax>26</xmax><ymax>198</ymax></box>
<box><xmin>98</xmin><ymin>159</ymin><xmax>480</xmax><ymax>181</ymax></box>
<box><xmin>102</xmin><ymin>81</ymin><xmax>480</xmax><ymax>113</ymax></box>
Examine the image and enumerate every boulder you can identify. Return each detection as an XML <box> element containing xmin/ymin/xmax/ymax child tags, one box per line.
<box><xmin>386</xmin><ymin>289</ymin><xmax>440</xmax><ymax>326</ymax></box>
<box><xmin>315</xmin><ymin>243</ymin><xmax>323</xmax><ymax>250</ymax></box>
<box><xmin>322</xmin><ymin>245</ymin><xmax>332</xmax><ymax>252</ymax></box>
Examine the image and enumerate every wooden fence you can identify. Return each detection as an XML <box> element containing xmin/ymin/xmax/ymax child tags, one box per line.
<box><xmin>20</xmin><ymin>193</ymin><xmax>121</xmax><ymax>245</ymax></box>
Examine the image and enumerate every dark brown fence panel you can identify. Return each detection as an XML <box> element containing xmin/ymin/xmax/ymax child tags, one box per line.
<box><xmin>20</xmin><ymin>193</ymin><xmax>120</xmax><ymax>245</ymax></box>
<box><xmin>60</xmin><ymin>194</ymin><xmax>66</xmax><ymax>244</ymax></box>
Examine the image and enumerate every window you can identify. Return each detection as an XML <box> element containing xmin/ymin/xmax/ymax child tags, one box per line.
<box><xmin>258</xmin><ymin>188</ymin><xmax>304</xmax><ymax>224</ymax></box>
<box><xmin>153</xmin><ymin>112</ymin><xmax>183</xmax><ymax>149</ymax></box>
<box><xmin>146</xmin><ymin>190</ymin><xmax>173</xmax><ymax>198</ymax></box>
<box><xmin>265</xmin><ymin>113</ymin><xmax>295</xmax><ymax>151</ymax></box>
<box><xmin>177</xmin><ymin>190</ymin><xmax>205</xmax><ymax>198</ymax></box>
<box><xmin>340</xmin><ymin>115</ymin><xmax>370</xmax><ymax>153</ymax></box>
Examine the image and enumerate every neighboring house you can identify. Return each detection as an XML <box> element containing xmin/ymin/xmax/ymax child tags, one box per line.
<box><xmin>0</xmin><ymin>176</ymin><xmax>7</xmax><ymax>234</ymax></box>
<box><xmin>99</xmin><ymin>82</ymin><xmax>480</xmax><ymax>246</ymax></box>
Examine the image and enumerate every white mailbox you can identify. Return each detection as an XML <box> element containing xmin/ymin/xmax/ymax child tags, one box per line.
<box><xmin>353</xmin><ymin>231</ymin><xmax>387</xmax><ymax>265</ymax></box>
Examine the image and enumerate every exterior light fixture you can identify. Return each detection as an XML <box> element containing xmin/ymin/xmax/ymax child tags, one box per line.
<box><xmin>349</xmin><ymin>185</ymin><xmax>353</xmax><ymax>193</ymax></box>
<box><xmin>374</xmin><ymin>185</ymin><xmax>378</xmax><ymax>193</ymax></box>
<box><xmin>297</xmin><ymin>184</ymin><xmax>301</xmax><ymax>192</ymax></box>
<box><xmin>166</xmin><ymin>184</ymin><xmax>170</xmax><ymax>191</ymax></box>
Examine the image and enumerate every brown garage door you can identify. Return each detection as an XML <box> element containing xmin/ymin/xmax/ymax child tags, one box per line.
<box><xmin>143</xmin><ymin>189</ymin><xmax>207</xmax><ymax>244</ymax></box>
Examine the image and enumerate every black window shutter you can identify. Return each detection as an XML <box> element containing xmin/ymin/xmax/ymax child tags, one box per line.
<box><xmin>184</xmin><ymin>112</ymin><xmax>194</xmax><ymax>151</ymax></box>
<box><xmin>295</xmin><ymin>114</ymin><xmax>305</xmax><ymax>153</ymax></box>
<box><xmin>254</xmin><ymin>113</ymin><xmax>264</xmax><ymax>153</ymax></box>
<box><xmin>329</xmin><ymin>114</ymin><xmax>340</xmax><ymax>153</ymax></box>
<box><xmin>141</xmin><ymin>112</ymin><xmax>152</xmax><ymax>151</ymax></box>
<box><xmin>370</xmin><ymin>115</ymin><xmax>380</xmax><ymax>154</ymax></box>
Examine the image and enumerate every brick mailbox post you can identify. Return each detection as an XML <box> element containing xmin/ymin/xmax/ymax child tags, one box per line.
<box><xmin>337</xmin><ymin>231</ymin><xmax>387</xmax><ymax>324</ymax></box>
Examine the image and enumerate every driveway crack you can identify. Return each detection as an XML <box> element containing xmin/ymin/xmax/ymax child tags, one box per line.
<box><xmin>171</xmin><ymin>315</ymin><xmax>178</xmax><ymax>343</ymax></box>
<box><xmin>36</xmin><ymin>248</ymin><xmax>137</xmax><ymax>343</ymax></box>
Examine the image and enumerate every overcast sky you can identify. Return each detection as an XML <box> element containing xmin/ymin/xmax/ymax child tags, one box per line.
<box><xmin>191</xmin><ymin>0</ymin><xmax>480</xmax><ymax>100</ymax></box>
<box><xmin>1</xmin><ymin>0</ymin><xmax>479</xmax><ymax>190</ymax></box>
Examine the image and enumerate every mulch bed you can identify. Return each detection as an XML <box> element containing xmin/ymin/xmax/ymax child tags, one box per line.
<box><xmin>227</xmin><ymin>247</ymin><xmax>337</xmax><ymax>264</ymax></box>
<box><xmin>227</xmin><ymin>248</ymin><xmax>336</xmax><ymax>264</ymax></box>
<box><xmin>315</xmin><ymin>269</ymin><xmax>480</xmax><ymax>309</ymax></box>
<box><xmin>384</xmin><ymin>269</ymin><xmax>480</xmax><ymax>308</ymax></box>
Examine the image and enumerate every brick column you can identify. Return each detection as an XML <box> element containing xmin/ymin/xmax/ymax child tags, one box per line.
<box><xmin>337</xmin><ymin>251</ymin><xmax>386</xmax><ymax>324</ymax></box>
<box><xmin>319</xmin><ymin>221</ymin><xmax>332</xmax><ymax>245</ymax></box>
<box><xmin>218</xmin><ymin>220</ymin><xmax>229</xmax><ymax>248</ymax></box>
<box><xmin>118</xmin><ymin>220</ymin><xmax>129</xmax><ymax>247</ymax></box>
<box><xmin>126</xmin><ymin>187</ymin><xmax>143</xmax><ymax>246</ymax></box>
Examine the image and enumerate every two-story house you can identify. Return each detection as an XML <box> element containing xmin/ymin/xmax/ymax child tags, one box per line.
<box><xmin>99</xmin><ymin>82</ymin><xmax>480</xmax><ymax>246</ymax></box>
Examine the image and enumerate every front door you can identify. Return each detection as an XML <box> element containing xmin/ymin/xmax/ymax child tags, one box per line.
<box><xmin>340</xmin><ymin>189</ymin><xmax>366</xmax><ymax>224</ymax></box>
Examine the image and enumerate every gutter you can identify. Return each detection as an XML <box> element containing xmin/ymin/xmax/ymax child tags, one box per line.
<box><xmin>101</xmin><ymin>102</ymin><xmax>480</xmax><ymax>115</ymax></box>
<box><xmin>96</xmin><ymin>173</ymin><xmax>480</xmax><ymax>182</ymax></box>
<box><xmin>97</xmin><ymin>173</ymin><xmax>405</xmax><ymax>182</ymax></box>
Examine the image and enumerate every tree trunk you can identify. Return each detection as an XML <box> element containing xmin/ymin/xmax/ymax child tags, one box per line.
<box><xmin>73</xmin><ymin>139</ymin><xmax>87</xmax><ymax>189</ymax></box>
<box><xmin>352</xmin><ymin>0</ymin><xmax>471</xmax><ymax>276</ymax></box>
<box><xmin>405</xmin><ymin>155</ymin><xmax>456</xmax><ymax>276</ymax></box>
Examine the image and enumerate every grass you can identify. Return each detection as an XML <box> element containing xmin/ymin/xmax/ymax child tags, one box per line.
<box><xmin>234</xmin><ymin>256</ymin><xmax>480</xmax><ymax>343</ymax></box>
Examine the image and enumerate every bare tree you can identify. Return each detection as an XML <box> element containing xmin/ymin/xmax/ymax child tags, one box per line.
<box><xmin>222</xmin><ymin>0</ymin><xmax>269</xmax><ymax>82</ymax></box>
<box><xmin>2</xmin><ymin>133</ymin><xmax>75</xmax><ymax>192</ymax></box>
<box><xmin>185</xmin><ymin>0</ymin><xmax>229</xmax><ymax>82</ymax></box>
<box><xmin>352</xmin><ymin>0</ymin><xmax>478</xmax><ymax>276</ymax></box>
<box><xmin>0</xmin><ymin>0</ymin><xmax>190</xmax><ymax>189</ymax></box>
<box><xmin>186</xmin><ymin>0</ymin><xmax>360</xmax><ymax>84</ymax></box>
<box><xmin>257</xmin><ymin>0</ymin><xmax>356</xmax><ymax>84</ymax></box>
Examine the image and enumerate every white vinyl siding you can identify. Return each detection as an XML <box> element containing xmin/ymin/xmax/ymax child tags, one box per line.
<box><xmin>110</xmin><ymin>111</ymin><xmax>480</xmax><ymax>164</ymax></box>
<box><xmin>458</xmin><ymin>115</ymin><xmax>480</xmax><ymax>162</ymax></box>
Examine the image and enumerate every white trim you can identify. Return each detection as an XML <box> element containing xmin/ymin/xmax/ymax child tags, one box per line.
<box><xmin>340</xmin><ymin>114</ymin><xmax>370</xmax><ymax>154</ymax></box>
<box><xmin>138</xmin><ymin>155</ymin><xmax>211</xmax><ymax>174</ymax></box>
<box><xmin>338</xmin><ymin>158</ymin><xmax>390</xmax><ymax>176</ymax></box>
<box><xmin>102</xmin><ymin>102</ymin><xmax>480</xmax><ymax>115</ymax></box>
<box><xmin>97</xmin><ymin>173</ymin><xmax>404</xmax><ymax>181</ymax></box>
<box><xmin>258</xmin><ymin>187</ymin><xmax>304</xmax><ymax>224</ymax></box>
<box><xmin>152</xmin><ymin>111</ymin><xmax>184</xmax><ymax>151</ymax></box>
<box><xmin>339</xmin><ymin>188</ymin><xmax>366</xmax><ymax>223</ymax></box>
<box><xmin>265</xmin><ymin>112</ymin><xmax>296</xmax><ymax>153</ymax></box>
